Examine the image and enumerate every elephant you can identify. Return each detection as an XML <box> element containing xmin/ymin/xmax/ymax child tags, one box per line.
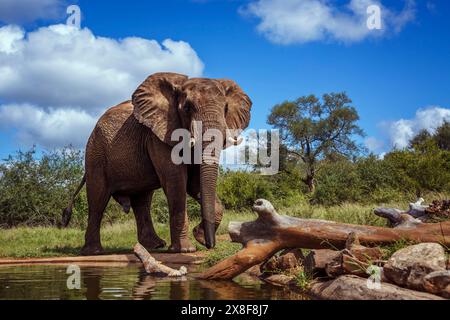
<box><xmin>61</xmin><ymin>72</ymin><xmax>252</xmax><ymax>255</ymax></box>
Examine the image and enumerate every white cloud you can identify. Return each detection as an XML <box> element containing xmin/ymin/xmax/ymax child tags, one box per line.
<box><xmin>0</xmin><ymin>104</ymin><xmax>97</xmax><ymax>148</ymax></box>
<box><xmin>241</xmin><ymin>0</ymin><xmax>416</xmax><ymax>44</ymax></box>
<box><xmin>383</xmin><ymin>106</ymin><xmax>450</xmax><ymax>149</ymax></box>
<box><xmin>0</xmin><ymin>0</ymin><xmax>66</xmax><ymax>24</ymax></box>
<box><xmin>364</xmin><ymin>136</ymin><xmax>384</xmax><ymax>153</ymax></box>
<box><xmin>0</xmin><ymin>24</ymin><xmax>204</xmax><ymax>149</ymax></box>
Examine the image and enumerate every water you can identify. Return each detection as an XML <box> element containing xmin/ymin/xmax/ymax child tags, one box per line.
<box><xmin>0</xmin><ymin>265</ymin><xmax>307</xmax><ymax>300</ymax></box>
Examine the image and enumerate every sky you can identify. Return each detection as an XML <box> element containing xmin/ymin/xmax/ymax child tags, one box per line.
<box><xmin>0</xmin><ymin>0</ymin><xmax>449</xmax><ymax>159</ymax></box>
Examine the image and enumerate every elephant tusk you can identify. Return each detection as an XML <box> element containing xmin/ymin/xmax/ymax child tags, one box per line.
<box><xmin>227</xmin><ymin>136</ymin><xmax>244</xmax><ymax>146</ymax></box>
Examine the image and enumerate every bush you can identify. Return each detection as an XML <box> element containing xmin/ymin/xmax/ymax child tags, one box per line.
<box><xmin>218</xmin><ymin>170</ymin><xmax>273</xmax><ymax>210</ymax></box>
<box><xmin>312</xmin><ymin>155</ymin><xmax>422</xmax><ymax>205</ymax></box>
<box><xmin>0</xmin><ymin>147</ymin><xmax>85</xmax><ymax>227</ymax></box>
<box><xmin>313</xmin><ymin>160</ymin><xmax>362</xmax><ymax>205</ymax></box>
<box><xmin>384</xmin><ymin>141</ymin><xmax>450</xmax><ymax>195</ymax></box>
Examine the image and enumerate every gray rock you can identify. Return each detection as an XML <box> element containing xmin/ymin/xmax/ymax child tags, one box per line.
<box><xmin>423</xmin><ymin>270</ymin><xmax>450</xmax><ymax>298</ymax></box>
<box><xmin>310</xmin><ymin>275</ymin><xmax>444</xmax><ymax>300</ymax></box>
<box><xmin>384</xmin><ymin>243</ymin><xmax>447</xmax><ymax>291</ymax></box>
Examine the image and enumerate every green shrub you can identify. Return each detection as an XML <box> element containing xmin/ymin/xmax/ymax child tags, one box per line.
<box><xmin>313</xmin><ymin>160</ymin><xmax>362</xmax><ymax>205</ymax></box>
<box><xmin>217</xmin><ymin>170</ymin><xmax>273</xmax><ymax>210</ymax></box>
<box><xmin>0</xmin><ymin>147</ymin><xmax>86</xmax><ymax>227</ymax></box>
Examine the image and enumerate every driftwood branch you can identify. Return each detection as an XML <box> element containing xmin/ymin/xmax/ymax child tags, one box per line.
<box><xmin>200</xmin><ymin>199</ymin><xmax>449</xmax><ymax>280</ymax></box>
<box><xmin>134</xmin><ymin>243</ymin><xmax>187</xmax><ymax>277</ymax></box>
<box><xmin>375</xmin><ymin>198</ymin><xmax>450</xmax><ymax>225</ymax></box>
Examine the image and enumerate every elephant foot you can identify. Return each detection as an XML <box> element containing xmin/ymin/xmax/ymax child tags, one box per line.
<box><xmin>80</xmin><ymin>244</ymin><xmax>104</xmax><ymax>256</ymax></box>
<box><xmin>193</xmin><ymin>224</ymin><xmax>206</xmax><ymax>247</ymax></box>
<box><xmin>168</xmin><ymin>239</ymin><xmax>197</xmax><ymax>253</ymax></box>
<box><xmin>140</xmin><ymin>236</ymin><xmax>166</xmax><ymax>251</ymax></box>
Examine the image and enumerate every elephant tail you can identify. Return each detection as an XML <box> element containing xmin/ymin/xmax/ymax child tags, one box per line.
<box><xmin>60</xmin><ymin>173</ymin><xmax>86</xmax><ymax>228</ymax></box>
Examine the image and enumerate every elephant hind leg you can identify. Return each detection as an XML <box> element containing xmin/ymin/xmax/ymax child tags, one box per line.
<box><xmin>131</xmin><ymin>192</ymin><xmax>166</xmax><ymax>250</ymax></box>
<box><xmin>81</xmin><ymin>174</ymin><xmax>110</xmax><ymax>256</ymax></box>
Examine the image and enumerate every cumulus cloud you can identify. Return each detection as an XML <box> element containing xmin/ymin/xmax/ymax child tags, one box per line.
<box><xmin>0</xmin><ymin>104</ymin><xmax>97</xmax><ymax>148</ymax></box>
<box><xmin>241</xmin><ymin>0</ymin><xmax>416</xmax><ymax>44</ymax></box>
<box><xmin>0</xmin><ymin>0</ymin><xmax>67</xmax><ymax>24</ymax></box>
<box><xmin>0</xmin><ymin>24</ymin><xmax>204</xmax><ymax>148</ymax></box>
<box><xmin>364</xmin><ymin>136</ymin><xmax>384</xmax><ymax>153</ymax></box>
<box><xmin>383</xmin><ymin>106</ymin><xmax>450</xmax><ymax>149</ymax></box>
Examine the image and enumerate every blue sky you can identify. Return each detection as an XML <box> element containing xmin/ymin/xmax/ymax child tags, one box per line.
<box><xmin>0</xmin><ymin>0</ymin><xmax>449</xmax><ymax>159</ymax></box>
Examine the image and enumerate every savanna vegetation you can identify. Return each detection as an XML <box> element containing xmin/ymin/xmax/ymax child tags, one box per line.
<box><xmin>0</xmin><ymin>92</ymin><xmax>449</xmax><ymax>258</ymax></box>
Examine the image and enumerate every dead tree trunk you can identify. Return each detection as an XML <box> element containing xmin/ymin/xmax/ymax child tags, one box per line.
<box><xmin>199</xmin><ymin>200</ymin><xmax>449</xmax><ymax>280</ymax></box>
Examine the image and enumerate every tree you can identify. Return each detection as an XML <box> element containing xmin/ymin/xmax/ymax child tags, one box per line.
<box><xmin>268</xmin><ymin>92</ymin><xmax>365</xmax><ymax>192</ymax></box>
<box><xmin>409</xmin><ymin>129</ymin><xmax>432</xmax><ymax>149</ymax></box>
<box><xmin>435</xmin><ymin>121</ymin><xmax>450</xmax><ymax>151</ymax></box>
<box><xmin>409</xmin><ymin>122</ymin><xmax>450</xmax><ymax>152</ymax></box>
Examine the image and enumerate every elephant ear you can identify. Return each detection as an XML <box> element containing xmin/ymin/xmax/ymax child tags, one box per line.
<box><xmin>132</xmin><ymin>72</ymin><xmax>188</xmax><ymax>145</ymax></box>
<box><xmin>218</xmin><ymin>79</ymin><xmax>252</xmax><ymax>131</ymax></box>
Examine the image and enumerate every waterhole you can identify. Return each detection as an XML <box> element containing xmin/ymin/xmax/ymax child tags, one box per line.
<box><xmin>0</xmin><ymin>265</ymin><xmax>308</xmax><ymax>300</ymax></box>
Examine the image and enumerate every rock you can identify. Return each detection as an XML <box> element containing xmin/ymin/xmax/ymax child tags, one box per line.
<box><xmin>263</xmin><ymin>274</ymin><xmax>296</xmax><ymax>287</ymax></box>
<box><xmin>310</xmin><ymin>275</ymin><xmax>444</xmax><ymax>300</ymax></box>
<box><xmin>246</xmin><ymin>264</ymin><xmax>263</xmax><ymax>278</ymax></box>
<box><xmin>304</xmin><ymin>249</ymin><xmax>341</xmax><ymax>276</ymax></box>
<box><xmin>423</xmin><ymin>270</ymin><xmax>450</xmax><ymax>298</ymax></box>
<box><xmin>384</xmin><ymin>243</ymin><xmax>447</xmax><ymax>291</ymax></box>
<box><xmin>262</xmin><ymin>249</ymin><xmax>303</xmax><ymax>273</ymax></box>
<box><xmin>278</xmin><ymin>251</ymin><xmax>301</xmax><ymax>270</ymax></box>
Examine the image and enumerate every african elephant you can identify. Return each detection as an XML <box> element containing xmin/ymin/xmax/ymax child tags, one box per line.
<box><xmin>61</xmin><ymin>72</ymin><xmax>252</xmax><ymax>255</ymax></box>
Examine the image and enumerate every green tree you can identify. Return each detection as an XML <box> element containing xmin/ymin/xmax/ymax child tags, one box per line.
<box><xmin>434</xmin><ymin>121</ymin><xmax>450</xmax><ymax>151</ymax></box>
<box><xmin>268</xmin><ymin>92</ymin><xmax>365</xmax><ymax>192</ymax></box>
<box><xmin>385</xmin><ymin>140</ymin><xmax>450</xmax><ymax>196</ymax></box>
<box><xmin>409</xmin><ymin>129</ymin><xmax>433</xmax><ymax>149</ymax></box>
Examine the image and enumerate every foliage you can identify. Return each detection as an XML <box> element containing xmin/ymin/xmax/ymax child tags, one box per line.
<box><xmin>0</xmin><ymin>147</ymin><xmax>86</xmax><ymax>227</ymax></box>
<box><xmin>268</xmin><ymin>92</ymin><xmax>365</xmax><ymax>192</ymax></box>
<box><xmin>217</xmin><ymin>170</ymin><xmax>273</xmax><ymax>210</ymax></box>
<box><xmin>384</xmin><ymin>140</ymin><xmax>450</xmax><ymax>195</ymax></box>
<box><xmin>295</xmin><ymin>270</ymin><xmax>314</xmax><ymax>290</ymax></box>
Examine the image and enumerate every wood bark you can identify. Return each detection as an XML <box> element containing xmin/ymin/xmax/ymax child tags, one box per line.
<box><xmin>134</xmin><ymin>243</ymin><xmax>188</xmax><ymax>277</ymax></box>
<box><xmin>199</xmin><ymin>199</ymin><xmax>449</xmax><ymax>280</ymax></box>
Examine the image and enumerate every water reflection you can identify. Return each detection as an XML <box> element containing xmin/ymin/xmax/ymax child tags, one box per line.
<box><xmin>0</xmin><ymin>265</ymin><xmax>307</xmax><ymax>300</ymax></box>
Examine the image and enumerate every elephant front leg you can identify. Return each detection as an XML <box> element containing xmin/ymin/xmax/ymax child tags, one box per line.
<box><xmin>164</xmin><ymin>185</ymin><xmax>196</xmax><ymax>253</ymax></box>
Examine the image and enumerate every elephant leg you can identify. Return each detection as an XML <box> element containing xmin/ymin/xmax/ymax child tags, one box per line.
<box><xmin>131</xmin><ymin>192</ymin><xmax>166</xmax><ymax>250</ymax></box>
<box><xmin>162</xmin><ymin>180</ymin><xmax>196</xmax><ymax>253</ymax></box>
<box><xmin>187</xmin><ymin>183</ymin><xmax>224</xmax><ymax>246</ymax></box>
<box><xmin>81</xmin><ymin>174</ymin><xmax>110</xmax><ymax>256</ymax></box>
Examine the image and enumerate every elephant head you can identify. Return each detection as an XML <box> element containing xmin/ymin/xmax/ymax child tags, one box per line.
<box><xmin>132</xmin><ymin>72</ymin><xmax>252</xmax><ymax>249</ymax></box>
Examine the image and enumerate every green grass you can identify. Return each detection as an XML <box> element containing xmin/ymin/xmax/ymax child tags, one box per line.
<box><xmin>0</xmin><ymin>202</ymin><xmax>396</xmax><ymax>259</ymax></box>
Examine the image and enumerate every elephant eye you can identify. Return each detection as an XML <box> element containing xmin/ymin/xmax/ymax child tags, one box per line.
<box><xmin>224</xmin><ymin>103</ymin><xmax>229</xmax><ymax>115</ymax></box>
<box><xmin>183</xmin><ymin>102</ymin><xmax>193</xmax><ymax>113</ymax></box>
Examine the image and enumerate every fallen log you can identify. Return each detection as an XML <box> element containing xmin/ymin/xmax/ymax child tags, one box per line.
<box><xmin>134</xmin><ymin>243</ymin><xmax>187</xmax><ymax>277</ymax></box>
<box><xmin>309</xmin><ymin>275</ymin><xmax>444</xmax><ymax>300</ymax></box>
<box><xmin>375</xmin><ymin>198</ymin><xmax>450</xmax><ymax>225</ymax></box>
<box><xmin>200</xmin><ymin>199</ymin><xmax>449</xmax><ymax>280</ymax></box>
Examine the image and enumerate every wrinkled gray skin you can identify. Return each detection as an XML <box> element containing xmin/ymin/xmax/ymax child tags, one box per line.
<box><xmin>62</xmin><ymin>72</ymin><xmax>252</xmax><ymax>255</ymax></box>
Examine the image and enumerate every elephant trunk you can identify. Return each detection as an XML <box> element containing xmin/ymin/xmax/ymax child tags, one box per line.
<box><xmin>199</xmin><ymin>116</ymin><xmax>224</xmax><ymax>249</ymax></box>
<box><xmin>200</xmin><ymin>162</ymin><xmax>219</xmax><ymax>249</ymax></box>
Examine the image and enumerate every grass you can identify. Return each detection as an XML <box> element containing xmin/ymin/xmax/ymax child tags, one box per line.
<box><xmin>294</xmin><ymin>270</ymin><xmax>314</xmax><ymax>291</ymax></box>
<box><xmin>0</xmin><ymin>201</ymin><xmax>399</xmax><ymax>259</ymax></box>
